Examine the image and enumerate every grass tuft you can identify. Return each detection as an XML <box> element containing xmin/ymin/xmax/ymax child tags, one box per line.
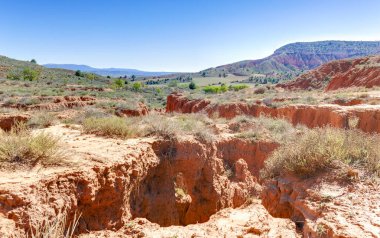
<box><xmin>0</xmin><ymin>123</ymin><xmax>63</xmax><ymax>166</ymax></box>
<box><xmin>261</xmin><ymin>127</ymin><xmax>380</xmax><ymax>179</ymax></box>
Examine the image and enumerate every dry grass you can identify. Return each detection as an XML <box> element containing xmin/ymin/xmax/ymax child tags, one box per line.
<box><xmin>230</xmin><ymin>115</ymin><xmax>302</xmax><ymax>142</ymax></box>
<box><xmin>82</xmin><ymin>116</ymin><xmax>138</xmax><ymax>139</ymax></box>
<box><xmin>142</xmin><ymin>113</ymin><xmax>215</xmax><ymax>142</ymax></box>
<box><xmin>261</xmin><ymin>127</ymin><xmax>380</xmax><ymax>179</ymax></box>
<box><xmin>28</xmin><ymin>211</ymin><xmax>81</xmax><ymax>238</ymax></box>
<box><xmin>28</xmin><ymin>112</ymin><xmax>57</xmax><ymax>128</ymax></box>
<box><xmin>0</xmin><ymin>123</ymin><xmax>63</xmax><ymax>166</ymax></box>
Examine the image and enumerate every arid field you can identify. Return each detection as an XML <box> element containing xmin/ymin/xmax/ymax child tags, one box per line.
<box><xmin>0</xmin><ymin>44</ymin><xmax>380</xmax><ymax>238</ymax></box>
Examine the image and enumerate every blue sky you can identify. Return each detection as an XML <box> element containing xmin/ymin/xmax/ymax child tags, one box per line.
<box><xmin>1</xmin><ymin>0</ymin><xmax>380</xmax><ymax>72</ymax></box>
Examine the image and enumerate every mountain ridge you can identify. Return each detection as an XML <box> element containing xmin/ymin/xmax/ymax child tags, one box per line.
<box><xmin>201</xmin><ymin>40</ymin><xmax>380</xmax><ymax>81</ymax></box>
<box><xmin>44</xmin><ymin>64</ymin><xmax>178</xmax><ymax>77</ymax></box>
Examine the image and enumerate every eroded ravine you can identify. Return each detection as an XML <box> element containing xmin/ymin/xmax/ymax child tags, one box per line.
<box><xmin>0</xmin><ymin>125</ymin><xmax>283</xmax><ymax>237</ymax></box>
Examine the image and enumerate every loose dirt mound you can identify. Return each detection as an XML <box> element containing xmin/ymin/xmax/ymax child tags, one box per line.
<box><xmin>166</xmin><ymin>93</ymin><xmax>380</xmax><ymax>133</ymax></box>
<box><xmin>278</xmin><ymin>55</ymin><xmax>380</xmax><ymax>91</ymax></box>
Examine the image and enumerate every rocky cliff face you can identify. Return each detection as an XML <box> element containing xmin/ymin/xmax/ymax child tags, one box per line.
<box><xmin>279</xmin><ymin>55</ymin><xmax>380</xmax><ymax>91</ymax></box>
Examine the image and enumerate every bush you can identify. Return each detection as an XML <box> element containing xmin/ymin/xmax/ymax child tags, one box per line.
<box><xmin>113</xmin><ymin>79</ymin><xmax>125</xmax><ymax>89</ymax></box>
<box><xmin>75</xmin><ymin>70</ymin><xmax>84</xmax><ymax>77</ymax></box>
<box><xmin>132</xmin><ymin>82</ymin><xmax>142</xmax><ymax>91</ymax></box>
<box><xmin>82</xmin><ymin>117</ymin><xmax>137</xmax><ymax>139</ymax></box>
<box><xmin>189</xmin><ymin>81</ymin><xmax>196</xmax><ymax>90</ymax></box>
<box><xmin>229</xmin><ymin>84</ymin><xmax>248</xmax><ymax>91</ymax></box>
<box><xmin>22</xmin><ymin>67</ymin><xmax>40</xmax><ymax>81</ymax></box>
<box><xmin>261</xmin><ymin>128</ymin><xmax>380</xmax><ymax>179</ymax></box>
<box><xmin>203</xmin><ymin>84</ymin><xmax>228</xmax><ymax>94</ymax></box>
<box><xmin>0</xmin><ymin>123</ymin><xmax>63</xmax><ymax>166</ymax></box>
<box><xmin>85</xmin><ymin>73</ymin><xmax>96</xmax><ymax>81</ymax></box>
<box><xmin>6</xmin><ymin>69</ymin><xmax>22</xmax><ymax>80</ymax></box>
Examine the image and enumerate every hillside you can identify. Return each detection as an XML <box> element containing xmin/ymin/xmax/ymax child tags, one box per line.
<box><xmin>44</xmin><ymin>64</ymin><xmax>177</xmax><ymax>77</ymax></box>
<box><xmin>278</xmin><ymin>55</ymin><xmax>380</xmax><ymax>91</ymax></box>
<box><xmin>201</xmin><ymin>41</ymin><xmax>380</xmax><ymax>81</ymax></box>
<box><xmin>0</xmin><ymin>56</ymin><xmax>108</xmax><ymax>83</ymax></box>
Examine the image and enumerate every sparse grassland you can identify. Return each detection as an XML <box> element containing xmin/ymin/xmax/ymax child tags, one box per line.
<box><xmin>82</xmin><ymin>116</ymin><xmax>139</xmax><ymax>139</ymax></box>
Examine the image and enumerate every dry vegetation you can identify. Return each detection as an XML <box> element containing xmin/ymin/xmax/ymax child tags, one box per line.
<box><xmin>0</xmin><ymin>123</ymin><xmax>63</xmax><ymax>167</ymax></box>
<box><xmin>261</xmin><ymin>127</ymin><xmax>380</xmax><ymax>179</ymax></box>
<box><xmin>229</xmin><ymin>115</ymin><xmax>304</xmax><ymax>142</ymax></box>
<box><xmin>28</xmin><ymin>211</ymin><xmax>81</xmax><ymax>238</ymax></box>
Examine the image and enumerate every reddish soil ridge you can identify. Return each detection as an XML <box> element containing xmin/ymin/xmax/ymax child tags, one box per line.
<box><xmin>166</xmin><ymin>93</ymin><xmax>380</xmax><ymax>133</ymax></box>
<box><xmin>2</xmin><ymin>96</ymin><xmax>96</xmax><ymax>111</ymax></box>
<box><xmin>278</xmin><ymin>55</ymin><xmax>380</xmax><ymax>91</ymax></box>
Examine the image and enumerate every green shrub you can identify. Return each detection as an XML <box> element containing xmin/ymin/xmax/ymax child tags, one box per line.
<box><xmin>22</xmin><ymin>67</ymin><xmax>40</xmax><ymax>81</ymax></box>
<box><xmin>132</xmin><ymin>82</ymin><xmax>142</xmax><ymax>91</ymax></box>
<box><xmin>113</xmin><ymin>79</ymin><xmax>125</xmax><ymax>89</ymax></box>
<box><xmin>261</xmin><ymin>128</ymin><xmax>380</xmax><ymax>179</ymax></box>
<box><xmin>229</xmin><ymin>84</ymin><xmax>248</xmax><ymax>91</ymax></box>
<box><xmin>85</xmin><ymin>73</ymin><xmax>96</xmax><ymax>81</ymax></box>
<box><xmin>189</xmin><ymin>81</ymin><xmax>196</xmax><ymax>90</ymax></box>
<box><xmin>203</xmin><ymin>84</ymin><xmax>228</xmax><ymax>94</ymax></box>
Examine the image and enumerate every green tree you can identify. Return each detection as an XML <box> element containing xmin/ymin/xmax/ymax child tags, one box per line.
<box><xmin>30</xmin><ymin>59</ymin><xmax>37</xmax><ymax>64</ymax></box>
<box><xmin>75</xmin><ymin>70</ymin><xmax>84</xmax><ymax>77</ymax></box>
<box><xmin>131</xmin><ymin>75</ymin><xmax>136</xmax><ymax>81</ymax></box>
<box><xmin>189</xmin><ymin>81</ymin><xmax>196</xmax><ymax>90</ymax></box>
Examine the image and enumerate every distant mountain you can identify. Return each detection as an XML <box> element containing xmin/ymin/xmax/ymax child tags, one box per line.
<box><xmin>43</xmin><ymin>64</ymin><xmax>177</xmax><ymax>77</ymax></box>
<box><xmin>201</xmin><ymin>41</ymin><xmax>380</xmax><ymax>81</ymax></box>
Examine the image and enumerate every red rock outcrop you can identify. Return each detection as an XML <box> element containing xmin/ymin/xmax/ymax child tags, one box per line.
<box><xmin>279</xmin><ymin>55</ymin><xmax>380</xmax><ymax>91</ymax></box>
<box><xmin>166</xmin><ymin>93</ymin><xmax>380</xmax><ymax>133</ymax></box>
<box><xmin>0</xmin><ymin>113</ymin><xmax>30</xmax><ymax>131</ymax></box>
